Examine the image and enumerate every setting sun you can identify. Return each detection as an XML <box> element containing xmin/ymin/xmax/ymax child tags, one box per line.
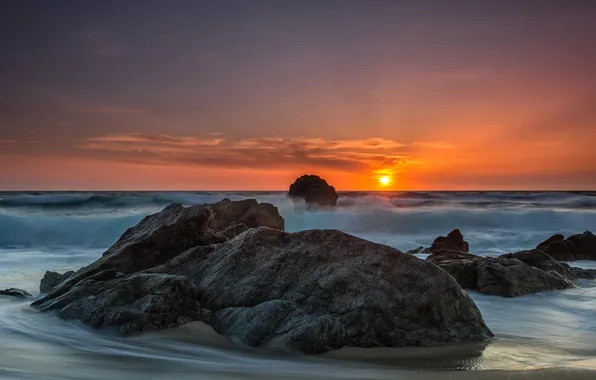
<box><xmin>378</xmin><ymin>175</ymin><xmax>391</xmax><ymax>186</ymax></box>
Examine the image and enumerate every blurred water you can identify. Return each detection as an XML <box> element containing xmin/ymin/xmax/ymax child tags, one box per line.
<box><xmin>1</xmin><ymin>191</ymin><xmax>596</xmax><ymax>379</ymax></box>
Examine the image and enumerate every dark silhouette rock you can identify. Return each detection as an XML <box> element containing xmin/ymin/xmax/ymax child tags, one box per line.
<box><xmin>33</xmin><ymin>224</ymin><xmax>493</xmax><ymax>353</ymax></box>
<box><xmin>429</xmin><ymin>229</ymin><xmax>469</xmax><ymax>253</ymax></box>
<box><xmin>0</xmin><ymin>288</ymin><xmax>32</xmax><ymax>299</ymax></box>
<box><xmin>33</xmin><ymin>199</ymin><xmax>284</xmax><ymax>308</ymax></box>
<box><xmin>40</xmin><ymin>271</ymin><xmax>75</xmax><ymax>293</ymax></box>
<box><xmin>532</xmin><ymin>231</ymin><xmax>596</xmax><ymax>261</ymax></box>
<box><xmin>288</xmin><ymin>174</ymin><xmax>339</xmax><ymax>207</ymax></box>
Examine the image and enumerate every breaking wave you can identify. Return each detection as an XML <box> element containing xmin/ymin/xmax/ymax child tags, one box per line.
<box><xmin>1</xmin><ymin>191</ymin><xmax>595</xmax><ymax>252</ymax></box>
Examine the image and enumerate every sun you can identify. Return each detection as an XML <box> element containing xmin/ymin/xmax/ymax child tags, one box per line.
<box><xmin>378</xmin><ymin>175</ymin><xmax>391</xmax><ymax>186</ymax></box>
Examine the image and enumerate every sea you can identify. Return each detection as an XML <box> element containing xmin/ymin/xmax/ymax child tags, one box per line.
<box><xmin>1</xmin><ymin>191</ymin><xmax>596</xmax><ymax>380</ymax></box>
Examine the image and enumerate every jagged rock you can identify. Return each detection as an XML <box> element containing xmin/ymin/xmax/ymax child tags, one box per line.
<box><xmin>428</xmin><ymin>251</ymin><xmax>574</xmax><ymax>297</ymax></box>
<box><xmin>33</xmin><ymin>226</ymin><xmax>493</xmax><ymax>353</ymax></box>
<box><xmin>533</xmin><ymin>231</ymin><xmax>596</xmax><ymax>261</ymax></box>
<box><xmin>429</xmin><ymin>229</ymin><xmax>469</xmax><ymax>253</ymax></box>
<box><xmin>288</xmin><ymin>174</ymin><xmax>339</xmax><ymax>207</ymax></box>
<box><xmin>33</xmin><ymin>199</ymin><xmax>284</xmax><ymax>306</ymax></box>
<box><xmin>40</xmin><ymin>271</ymin><xmax>75</xmax><ymax>293</ymax></box>
<box><xmin>0</xmin><ymin>288</ymin><xmax>32</xmax><ymax>299</ymax></box>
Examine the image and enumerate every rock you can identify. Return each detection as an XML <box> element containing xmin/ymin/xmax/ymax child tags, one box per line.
<box><xmin>428</xmin><ymin>251</ymin><xmax>574</xmax><ymax>297</ymax></box>
<box><xmin>0</xmin><ymin>288</ymin><xmax>32</xmax><ymax>299</ymax></box>
<box><xmin>567</xmin><ymin>231</ymin><xmax>596</xmax><ymax>259</ymax></box>
<box><xmin>533</xmin><ymin>231</ymin><xmax>596</xmax><ymax>261</ymax></box>
<box><xmin>288</xmin><ymin>174</ymin><xmax>339</xmax><ymax>207</ymax></box>
<box><xmin>33</xmin><ymin>227</ymin><xmax>493</xmax><ymax>353</ymax></box>
<box><xmin>33</xmin><ymin>199</ymin><xmax>284</xmax><ymax>307</ymax></box>
<box><xmin>56</xmin><ymin>273</ymin><xmax>210</xmax><ymax>334</ymax></box>
<box><xmin>40</xmin><ymin>271</ymin><xmax>75</xmax><ymax>293</ymax></box>
<box><xmin>429</xmin><ymin>229</ymin><xmax>469</xmax><ymax>253</ymax></box>
<box><xmin>536</xmin><ymin>234</ymin><xmax>565</xmax><ymax>251</ymax></box>
<box><xmin>499</xmin><ymin>250</ymin><xmax>596</xmax><ymax>280</ymax></box>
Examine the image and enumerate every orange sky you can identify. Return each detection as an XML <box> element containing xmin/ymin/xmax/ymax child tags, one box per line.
<box><xmin>1</xmin><ymin>2</ymin><xmax>596</xmax><ymax>190</ymax></box>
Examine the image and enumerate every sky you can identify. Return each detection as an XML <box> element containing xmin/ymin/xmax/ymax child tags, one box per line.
<box><xmin>1</xmin><ymin>0</ymin><xmax>596</xmax><ymax>190</ymax></box>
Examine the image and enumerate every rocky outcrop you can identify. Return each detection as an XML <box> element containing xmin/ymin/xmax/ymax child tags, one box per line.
<box><xmin>288</xmin><ymin>175</ymin><xmax>339</xmax><ymax>207</ymax></box>
<box><xmin>33</xmin><ymin>198</ymin><xmax>284</xmax><ymax>306</ymax></box>
<box><xmin>33</xmin><ymin>215</ymin><xmax>493</xmax><ymax>353</ymax></box>
<box><xmin>1</xmin><ymin>288</ymin><xmax>32</xmax><ymax>299</ymax></box>
<box><xmin>429</xmin><ymin>229</ymin><xmax>469</xmax><ymax>253</ymax></box>
<box><xmin>532</xmin><ymin>231</ymin><xmax>596</xmax><ymax>261</ymax></box>
<box><xmin>40</xmin><ymin>271</ymin><xmax>75</xmax><ymax>293</ymax></box>
<box><xmin>428</xmin><ymin>251</ymin><xmax>574</xmax><ymax>297</ymax></box>
<box><xmin>425</xmin><ymin>230</ymin><xmax>596</xmax><ymax>297</ymax></box>
<box><xmin>499</xmin><ymin>250</ymin><xmax>596</xmax><ymax>280</ymax></box>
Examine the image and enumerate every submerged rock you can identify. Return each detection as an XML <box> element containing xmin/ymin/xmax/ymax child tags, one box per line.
<box><xmin>288</xmin><ymin>174</ymin><xmax>339</xmax><ymax>207</ymax></box>
<box><xmin>33</xmin><ymin>198</ymin><xmax>284</xmax><ymax>306</ymax></box>
<box><xmin>40</xmin><ymin>271</ymin><xmax>75</xmax><ymax>293</ymax></box>
<box><xmin>1</xmin><ymin>288</ymin><xmax>32</xmax><ymax>299</ymax></box>
<box><xmin>429</xmin><ymin>229</ymin><xmax>469</xmax><ymax>253</ymax></box>
<box><xmin>33</xmin><ymin>214</ymin><xmax>493</xmax><ymax>353</ymax></box>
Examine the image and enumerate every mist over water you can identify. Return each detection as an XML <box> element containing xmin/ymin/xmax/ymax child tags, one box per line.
<box><xmin>1</xmin><ymin>191</ymin><xmax>596</xmax><ymax>379</ymax></box>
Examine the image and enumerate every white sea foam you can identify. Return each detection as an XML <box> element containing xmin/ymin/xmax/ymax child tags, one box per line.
<box><xmin>1</xmin><ymin>191</ymin><xmax>595</xmax><ymax>379</ymax></box>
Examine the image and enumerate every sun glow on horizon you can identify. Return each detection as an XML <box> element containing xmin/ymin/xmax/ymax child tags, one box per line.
<box><xmin>378</xmin><ymin>175</ymin><xmax>391</xmax><ymax>186</ymax></box>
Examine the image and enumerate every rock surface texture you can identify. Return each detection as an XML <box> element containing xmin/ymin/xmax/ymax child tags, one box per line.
<box><xmin>287</xmin><ymin>174</ymin><xmax>339</xmax><ymax>207</ymax></box>
<box><xmin>31</xmin><ymin>200</ymin><xmax>493</xmax><ymax>353</ymax></box>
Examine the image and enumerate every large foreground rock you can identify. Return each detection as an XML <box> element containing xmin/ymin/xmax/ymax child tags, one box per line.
<box><xmin>33</xmin><ymin>226</ymin><xmax>493</xmax><ymax>353</ymax></box>
<box><xmin>428</xmin><ymin>251</ymin><xmax>574</xmax><ymax>297</ymax></box>
<box><xmin>33</xmin><ymin>198</ymin><xmax>284</xmax><ymax>301</ymax></box>
<box><xmin>288</xmin><ymin>174</ymin><xmax>339</xmax><ymax>207</ymax></box>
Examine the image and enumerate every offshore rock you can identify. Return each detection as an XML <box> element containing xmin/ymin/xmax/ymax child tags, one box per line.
<box><xmin>288</xmin><ymin>174</ymin><xmax>339</xmax><ymax>207</ymax></box>
<box><xmin>0</xmin><ymin>288</ymin><xmax>32</xmax><ymax>299</ymax></box>
<box><xmin>429</xmin><ymin>229</ymin><xmax>469</xmax><ymax>253</ymax></box>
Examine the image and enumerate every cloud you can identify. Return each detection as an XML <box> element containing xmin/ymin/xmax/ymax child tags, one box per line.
<box><xmin>75</xmin><ymin>105</ymin><xmax>146</xmax><ymax>115</ymax></box>
<box><xmin>81</xmin><ymin>133</ymin><xmax>224</xmax><ymax>154</ymax></box>
<box><xmin>78</xmin><ymin>133</ymin><xmax>433</xmax><ymax>173</ymax></box>
<box><xmin>412</xmin><ymin>141</ymin><xmax>455</xmax><ymax>149</ymax></box>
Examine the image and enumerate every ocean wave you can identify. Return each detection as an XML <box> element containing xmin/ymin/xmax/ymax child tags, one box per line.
<box><xmin>1</xmin><ymin>191</ymin><xmax>596</xmax><ymax>211</ymax></box>
<box><xmin>1</xmin><ymin>195</ymin><xmax>595</xmax><ymax>251</ymax></box>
